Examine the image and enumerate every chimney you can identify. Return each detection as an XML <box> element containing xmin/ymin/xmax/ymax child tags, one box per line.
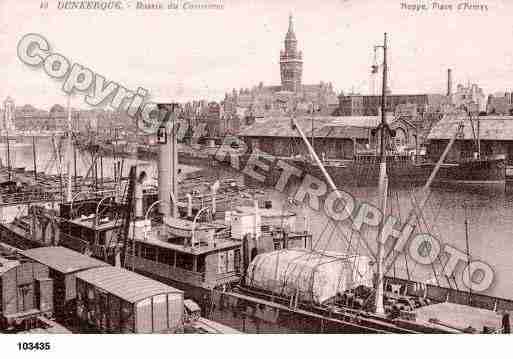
<box><xmin>447</xmin><ymin>69</ymin><xmax>453</xmax><ymax>97</ymax></box>
<box><xmin>156</xmin><ymin>104</ymin><xmax>179</xmax><ymax>220</ymax></box>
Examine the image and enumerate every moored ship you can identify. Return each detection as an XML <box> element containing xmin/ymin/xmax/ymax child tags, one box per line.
<box><xmin>117</xmin><ymin>97</ymin><xmax>513</xmax><ymax>333</ymax></box>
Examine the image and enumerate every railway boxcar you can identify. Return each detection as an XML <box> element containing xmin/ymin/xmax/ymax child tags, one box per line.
<box><xmin>0</xmin><ymin>251</ymin><xmax>51</xmax><ymax>330</ymax></box>
<box><xmin>75</xmin><ymin>266</ymin><xmax>184</xmax><ymax>333</ymax></box>
<box><xmin>21</xmin><ymin>246</ymin><xmax>109</xmax><ymax>323</ymax></box>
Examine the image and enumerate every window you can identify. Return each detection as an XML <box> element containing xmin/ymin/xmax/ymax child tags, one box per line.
<box><xmin>234</xmin><ymin>249</ymin><xmax>241</xmax><ymax>273</ymax></box>
<box><xmin>140</xmin><ymin>244</ymin><xmax>156</xmax><ymax>261</ymax></box>
<box><xmin>70</xmin><ymin>223</ymin><xmax>82</xmax><ymax>238</ymax></box>
<box><xmin>158</xmin><ymin>248</ymin><xmax>174</xmax><ymax>266</ymax></box>
<box><xmin>17</xmin><ymin>284</ymin><xmax>34</xmax><ymax>312</ymax></box>
<box><xmin>176</xmin><ymin>252</ymin><xmax>193</xmax><ymax>271</ymax></box>
<box><xmin>197</xmin><ymin>255</ymin><xmax>206</xmax><ymax>273</ymax></box>
<box><xmin>218</xmin><ymin>249</ymin><xmax>237</xmax><ymax>274</ymax></box>
<box><xmin>98</xmin><ymin>231</ymin><xmax>106</xmax><ymax>246</ymax></box>
<box><xmin>218</xmin><ymin>252</ymin><xmax>227</xmax><ymax>274</ymax></box>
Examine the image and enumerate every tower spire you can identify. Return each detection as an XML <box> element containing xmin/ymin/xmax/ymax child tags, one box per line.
<box><xmin>286</xmin><ymin>13</ymin><xmax>296</xmax><ymax>40</ymax></box>
<box><xmin>280</xmin><ymin>13</ymin><xmax>302</xmax><ymax>92</ymax></box>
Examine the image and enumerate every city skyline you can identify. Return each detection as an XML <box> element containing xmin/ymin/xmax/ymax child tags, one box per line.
<box><xmin>2</xmin><ymin>0</ymin><xmax>513</xmax><ymax>109</ymax></box>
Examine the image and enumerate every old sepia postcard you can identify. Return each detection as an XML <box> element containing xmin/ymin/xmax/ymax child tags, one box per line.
<box><xmin>0</xmin><ymin>0</ymin><xmax>512</xmax><ymax>357</ymax></box>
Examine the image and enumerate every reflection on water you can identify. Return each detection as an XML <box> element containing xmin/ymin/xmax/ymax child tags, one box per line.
<box><xmin>270</xmin><ymin>180</ymin><xmax>513</xmax><ymax>300</ymax></box>
<box><xmin>0</xmin><ymin>137</ymin><xmax>198</xmax><ymax>179</ymax></box>
<box><xmin>2</xmin><ymin>137</ymin><xmax>513</xmax><ymax>300</ymax></box>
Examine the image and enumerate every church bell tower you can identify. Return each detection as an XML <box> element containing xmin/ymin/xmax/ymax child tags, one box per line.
<box><xmin>280</xmin><ymin>14</ymin><xmax>303</xmax><ymax>92</ymax></box>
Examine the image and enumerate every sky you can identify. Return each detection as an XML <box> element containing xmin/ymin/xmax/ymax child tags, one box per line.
<box><xmin>1</xmin><ymin>0</ymin><xmax>513</xmax><ymax>109</ymax></box>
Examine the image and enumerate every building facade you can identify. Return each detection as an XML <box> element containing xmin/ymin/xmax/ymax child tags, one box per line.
<box><xmin>487</xmin><ymin>92</ymin><xmax>513</xmax><ymax>115</ymax></box>
<box><xmin>426</xmin><ymin>115</ymin><xmax>513</xmax><ymax>163</ymax></box>
<box><xmin>337</xmin><ymin>93</ymin><xmax>447</xmax><ymax>117</ymax></box>
<box><xmin>451</xmin><ymin>83</ymin><xmax>487</xmax><ymax>112</ymax></box>
<box><xmin>2</xmin><ymin>97</ymin><xmax>15</xmax><ymax>133</ymax></box>
<box><xmin>239</xmin><ymin>115</ymin><xmax>417</xmax><ymax>159</ymax></box>
<box><xmin>222</xmin><ymin>15</ymin><xmax>339</xmax><ymax>125</ymax></box>
<box><xmin>280</xmin><ymin>15</ymin><xmax>303</xmax><ymax>92</ymax></box>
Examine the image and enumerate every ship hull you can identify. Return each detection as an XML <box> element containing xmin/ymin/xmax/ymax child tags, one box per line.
<box><xmin>422</xmin><ymin>158</ymin><xmax>505</xmax><ymax>184</ymax></box>
<box><xmin>3</xmin><ymin>228</ymin><xmax>512</xmax><ymax>334</ymax></box>
<box><xmin>127</xmin><ymin>268</ymin><xmax>397</xmax><ymax>333</ymax></box>
<box><xmin>165</xmin><ymin>150</ymin><xmax>506</xmax><ymax>188</ymax></box>
<box><xmin>290</xmin><ymin>157</ymin><xmax>506</xmax><ymax>187</ymax></box>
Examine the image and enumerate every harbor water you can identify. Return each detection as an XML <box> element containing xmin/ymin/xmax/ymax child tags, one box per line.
<box><xmin>2</xmin><ymin>137</ymin><xmax>512</xmax><ymax>301</ymax></box>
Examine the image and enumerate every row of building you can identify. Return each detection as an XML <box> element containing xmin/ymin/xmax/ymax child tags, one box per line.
<box><xmin>0</xmin><ymin>98</ymin><xmax>108</xmax><ymax>135</ymax></box>
<box><xmin>237</xmin><ymin>112</ymin><xmax>513</xmax><ymax>165</ymax></box>
<box><xmin>4</xmin><ymin>16</ymin><xmax>513</xmax><ymax>145</ymax></box>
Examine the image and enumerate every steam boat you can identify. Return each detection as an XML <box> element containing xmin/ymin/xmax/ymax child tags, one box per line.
<box><xmin>2</xmin><ymin>35</ymin><xmax>513</xmax><ymax>334</ymax></box>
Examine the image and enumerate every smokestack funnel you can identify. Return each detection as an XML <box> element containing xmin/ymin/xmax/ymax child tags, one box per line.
<box><xmin>156</xmin><ymin>104</ymin><xmax>179</xmax><ymax>219</ymax></box>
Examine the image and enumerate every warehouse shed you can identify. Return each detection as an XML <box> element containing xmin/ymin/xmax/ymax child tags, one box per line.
<box><xmin>75</xmin><ymin>266</ymin><xmax>184</xmax><ymax>333</ymax></box>
<box><xmin>21</xmin><ymin>246</ymin><xmax>109</xmax><ymax>321</ymax></box>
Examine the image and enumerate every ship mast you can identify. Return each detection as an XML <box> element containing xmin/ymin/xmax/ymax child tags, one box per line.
<box><xmin>5</xmin><ymin>126</ymin><xmax>11</xmax><ymax>182</ymax></box>
<box><xmin>374</xmin><ymin>32</ymin><xmax>388</xmax><ymax>315</ymax></box>
<box><xmin>379</xmin><ymin>33</ymin><xmax>387</xmax><ymax>161</ymax></box>
<box><xmin>66</xmin><ymin>94</ymin><xmax>73</xmax><ymax>202</ymax></box>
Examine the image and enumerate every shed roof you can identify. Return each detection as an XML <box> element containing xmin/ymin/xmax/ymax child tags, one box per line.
<box><xmin>239</xmin><ymin>116</ymin><xmax>329</xmax><ymax>137</ymax></box>
<box><xmin>427</xmin><ymin>116</ymin><xmax>513</xmax><ymax>140</ymax></box>
<box><xmin>76</xmin><ymin>266</ymin><xmax>183</xmax><ymax>303</ymax></box>
<box><xmin>313</xmin><ymin>125</ymin><xmax>370</xmax><ymax>139</ymax></box>
<box><xmin>22</xmin><ymin>246</ymin><xmax>108</xmax><ymax>274</ymax></box>
<box><xmin>239</xmin><ymin>115</ymin><xmax>392</xmax><ymax>138</ymax></box>
<box><xmin>0</xmin><ymin>256</ymin><xmax>20</xmax><ymax>274</ymax></box>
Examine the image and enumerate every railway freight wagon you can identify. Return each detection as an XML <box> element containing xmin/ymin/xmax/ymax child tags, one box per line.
<box><xmin>21</xmin><ymin>246</ymin><xmax>109</xmax><ymax>324</ymax></box>
<box><xmin>0</xmin><ymin>252</ymin><xmax>52</xmax><ymax>331</ymax></box>
<box><xmin>75</xmin><ymin>266</ymin><xmax>185</xmax><ymax>333</ymax></box>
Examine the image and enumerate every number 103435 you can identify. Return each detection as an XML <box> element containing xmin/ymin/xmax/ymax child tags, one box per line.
<box><xmin>17</xmin><ymin>342</ymin><xmax>51</xmax><ymax>351</ymax></box>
